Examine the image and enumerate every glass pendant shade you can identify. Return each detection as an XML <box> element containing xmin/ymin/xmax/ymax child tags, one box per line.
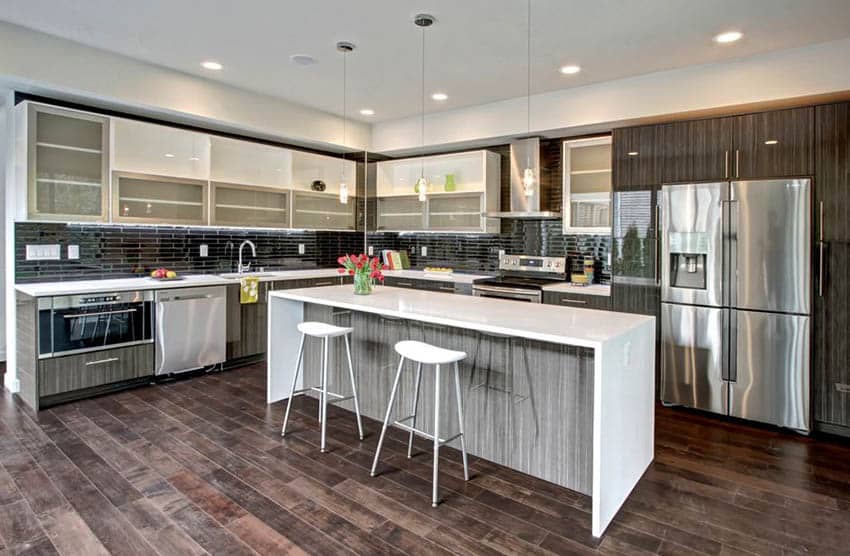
<box><xmin>339</xmin><ymin>181</ymin><xmax>349</xmax><ymax>204</ymax></box>
<box><xmin>522</xmin><ymin>167</ymin><xmax>536</xmax><ymax>197</ymax></box>
<box><xmin>416</xmin><ymin>176</ymin><xmax>427</xmax><ymax>202</ymax></box>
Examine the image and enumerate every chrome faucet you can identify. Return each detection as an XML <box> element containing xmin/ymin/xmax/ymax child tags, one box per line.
<box><xmin>238</xmin><ymin>240</ymin><xmax>257</xmax><ymax>275</ymax></box>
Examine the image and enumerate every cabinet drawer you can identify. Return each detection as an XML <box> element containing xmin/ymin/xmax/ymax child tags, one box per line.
<box><xmin>38</xmin><ymin>343</ymin><xmax>154</xmax><ymax>397</ymax></box>
<box><xmin>543</xmin><ymin>291</ymin><xmax>612</xmax><ymax>311</ymax></box>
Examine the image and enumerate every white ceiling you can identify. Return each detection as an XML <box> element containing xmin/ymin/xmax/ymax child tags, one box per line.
<box><xmin>2</xmin><ymin>0</ymin><xmax>850</xmax><ymax>123</ymax></box>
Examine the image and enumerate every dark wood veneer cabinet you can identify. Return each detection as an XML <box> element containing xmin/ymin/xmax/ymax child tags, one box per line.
<box><xmin>542</xmin><ymin>291</ymin><xmax>612</xmax><ymax>311</ymax></box>
<box><xmin>813</xmin><ymin>102</ymin><xmax>850</xmax><ymax>433</ymax></box>
<box><xmin>38</xmin><ymin>344</ymin><xmax>153</xmax><ymax>398</ymax></box>
<box><xmin>734</xmin><ymin>107</ymin><xmax>814</xmax><ymax>179</ymax></box>
<box><xmin>662</xmin><ymin>117</ymin><xmax>733</xmax><ymax>183</ymax></box>
<box><xmin>612</xmin><ymin>125</ymin><xmax>664</xmax><ymax>189</ymax></box>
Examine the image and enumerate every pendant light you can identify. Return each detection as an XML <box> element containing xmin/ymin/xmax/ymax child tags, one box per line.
<box><xmin>414</xmin><ymin>14</ymin><xmax>435</xmax><ymax>202</ymax></box>
<box><xmin>522</xmin><ymin>0</ymin><xmax>536</xmax><ymax>197</ymax></box>
<box><xmin>337</xmin><ymin>41</ymin><xmax>354</xmax><ymax>204</ymax></box>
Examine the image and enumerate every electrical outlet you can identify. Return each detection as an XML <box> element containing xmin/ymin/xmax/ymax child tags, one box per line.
<box><xmin>67</xmin><ymin>245</ymin><xmax>79</xmax><ymax>260</ymax></box>
<box><xmin>298</xmin><ymin>243</ymin><xmax>305</xmax><ymax>255</ymax></box>
<box><xmin>368</xmin><ymin>245</ymin><xmax>374</xmax><ymax>256</ymax></box>
<box><xmin>199</xmin><ymin>244</ymin><xmax>209</xmax><ymax>257</ymax></box>
<box><xmin>421</xmin><ymin>246</ymin><xmax>428</xmax><ymax>257</ymax></box>
<box><xmin>25</xmin><ymin>245</ymin><xmax>61</xmax><ymax>261</ymax></box>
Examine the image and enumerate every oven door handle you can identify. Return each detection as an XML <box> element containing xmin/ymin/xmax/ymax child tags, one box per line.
<box><xmin>63</xmin><ymin>308</ymin><xmax>138</xmax><ymax>319</ymax></box>
<box><xmin>473</xmin><ymin>285</ymin><xmax>541</xmax><ymax>301</ymax></box>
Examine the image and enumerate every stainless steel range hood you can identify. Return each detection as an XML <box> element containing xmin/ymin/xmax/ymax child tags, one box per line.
<box><xmin>485</xmin><ymin>137</ymin><xmax>561</xmax><ymax>219</ymax></box>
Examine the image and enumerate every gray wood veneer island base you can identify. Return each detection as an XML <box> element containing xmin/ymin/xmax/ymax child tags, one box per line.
<box><xmin>268</xmin><ymin>285</ymin><xmax>656</xmax><ymax>537</ymax></box>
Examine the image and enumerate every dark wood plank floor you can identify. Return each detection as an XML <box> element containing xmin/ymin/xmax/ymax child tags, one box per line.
<box><xmin>0</xmin><ymin>363</ymin><xmax>848</xmax><ymax>555</ymax></box>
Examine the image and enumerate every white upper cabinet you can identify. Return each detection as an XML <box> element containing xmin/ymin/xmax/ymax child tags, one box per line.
<box><xmin>112</xmin><ymin>118</ymin><xmax>210</xmax><ymax>180</ymax></box>
<box><xmin>562</xmin><ymin>136</ymin><xmax>612</xmax><ymax>234</ymax></box>
<box><xmin>375</xmin><ymin>150</ymin><xmax>500</xmax><ymax>232</ymax></box>
<box><xmin>209</xmin><ymin>136</ymin><xmax>292</xmax><ymax>188</ymax></box>
<box><xmin>291</xmin><ymin>150</ymin><xmax>356</xmax><ymax>195</ymax></box>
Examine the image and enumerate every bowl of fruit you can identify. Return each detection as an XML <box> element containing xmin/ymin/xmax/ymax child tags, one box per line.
<box><xmin>149</xmin><ymin>268</ymin><xmax>182</xmax><ymax>281</ymax></box>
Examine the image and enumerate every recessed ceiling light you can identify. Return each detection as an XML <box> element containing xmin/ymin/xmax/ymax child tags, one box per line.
<box><xmin>559</xmin><ymin>65</ymin><xmax>581</xmax><ymax>75</ymax></box>
<box><xmin>627</xmin><ymin>151</ymin><xmax>639</xmax><ymax>156</ymax></box>
<box><xmin>359</xmin><ymin>109</ymin><xmax>375</xmax><ymax>116</ymax></box>
<box><xmin>290</xmin><ymin>54</ymin><xmax>318</xmax><ymax>66</ymax></box>
<box><xmin>201</xmin><ymin>60</ymin><xmax>223</xmax><ymax>70</ymax></box>
<box><xmin>764</xmin><ymin>139</ymin><xmax>779</xmax><ymax>145</ymax></box>
<box><xmin>164</xmin><ymin>153</ymin><xmax>175</xmax><ymax>158</ymax></box>
<box><xmin>431</xmin><ymin>92</ymin><xmax>448</xmax><ymax>101</ymax></box>
<box><xmin>714</xmin><ymin>31</ymin><xmax>743</xmax><ymax>44</ymax></box>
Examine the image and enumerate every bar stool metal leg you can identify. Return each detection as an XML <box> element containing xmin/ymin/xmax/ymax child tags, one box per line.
<box><xmin>408</xmin><ymin>362</ymin><xmax>422</xmax><ymax>458</ymax></box>
<box><xmin>320</xmin><ymin>337</ymin><xmax>329</xmax><ymax>453</ymax></box>
<box><xmin>432</xmin><ymin>364</ymin><xmax>441</xmax><ymax>507</ymax></box>
<box><xmin>343</xmin><ymin>335</ymin><xmax>364</xmax><ymax>441</ymax></box>
<box><xmin>454</xmin><ymin>362</ymin><xmax>470</xmax><ymax>481</ymax></box>
<box><xmin>371</xmin><ymin>357</ymin><xmax>406</xmax><ymax>476</ymax></box>
<box><xmin>281</xmin><ymin>333</ymin><xmax>306</xmax><ymax>437</ymax></box>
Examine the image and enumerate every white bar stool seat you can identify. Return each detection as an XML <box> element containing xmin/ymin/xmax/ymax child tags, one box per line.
<box><xmin>371</xmin><ymin>340</ymin><xmax>469</xmax><ymax>507</ymax></box>
<box><xmin>281</xmin><ymin>321</ymin><xmax>364</xmax><ymax>453</ymax></box>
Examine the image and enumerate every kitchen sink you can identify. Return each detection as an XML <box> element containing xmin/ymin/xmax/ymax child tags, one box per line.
<box><xmin>217</xmin><ymin>272</ymin><xmax>278</xmax><ymax>279</ymax></box>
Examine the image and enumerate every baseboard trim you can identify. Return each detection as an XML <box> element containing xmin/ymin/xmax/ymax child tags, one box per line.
<box><xmin>4</xmin><ymin>374</ymin><xmax>19</xmax><ymax>393</ymax></box>
<box><xmin>815</xmin><ymin>421</ymin><xmax>850</xmax><ymax>439</ymax></box>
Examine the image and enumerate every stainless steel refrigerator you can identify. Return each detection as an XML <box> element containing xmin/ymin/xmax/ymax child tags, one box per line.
<box><xmin>660</xmin><ymin>179</ymin><xmax>811</xmax><ymax>432</ymax></box>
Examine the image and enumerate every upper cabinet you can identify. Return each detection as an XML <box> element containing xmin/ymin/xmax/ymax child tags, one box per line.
<box><xmin>26</xmin><ymin>104</ymin><xmax>109</xmax><ymax>221</ymax></box>
<box><xmin>375</xmin><ymin>150</ymin><xmax>500</xmax><ymax>232</ymax></box>
<box><xmin>612</xmin><ymin>125</ymin><xmax>664</xmax><ymax>190</ymax></box>
<box><xmin>113</xmin><ymin>118</ymin><xmax>210</xmax><ymax>180</ymax></box>
<box><xmin>210</xmin><ymin>136</ymin><xmax>292</xmax><ymax>188</ymax></box>
<box><xmin>562</xmin><ymin>136</ymin><xmax>612</xmax><ymax>234</ymax></box>
<box><xmin>733</xmin><ymin>107</ymin><xmax>814</xmax><ymax>179</ymax></box>
<box><xmin>662</xmin><ymin>118</ymin><xmax>733</xmax><ymax>183</ymax></box>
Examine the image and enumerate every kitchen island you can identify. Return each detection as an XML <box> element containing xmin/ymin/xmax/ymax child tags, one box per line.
<box><xmin>267</xmin><ymin>285</ymin><xmax>655</xmax><ymax>537</ymax></box>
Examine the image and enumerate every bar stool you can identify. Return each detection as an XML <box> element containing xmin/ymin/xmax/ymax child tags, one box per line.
<box><xmin>280</xmin><ymin>321</ymin><xmax>364</xmax><ymax>453</ymax></box>
<box><xmin>370</xmin><ymin>340</ymin><xmax>469</xmax><ymax>507</ymax></box>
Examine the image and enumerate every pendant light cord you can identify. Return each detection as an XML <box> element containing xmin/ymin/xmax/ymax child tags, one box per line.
<box><xmin>420</xmin><ymin>23</ymin><xmax>426</xmax><ymax>179</ymax></box>
<box><xmin>342</xmin><ymin>48</ymin><xmax>347</xmax><ymax>167</ymax></box>
<box><xmin>526</xmin><ymin>0</ymin><xmax>532</xmax><ymax>168</ymax></box>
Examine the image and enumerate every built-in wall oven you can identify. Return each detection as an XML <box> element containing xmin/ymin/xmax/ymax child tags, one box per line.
<box><xmin>38</xmin><ymin>291</ymin><xmax>154</xmax><ymax>358</ymax></box>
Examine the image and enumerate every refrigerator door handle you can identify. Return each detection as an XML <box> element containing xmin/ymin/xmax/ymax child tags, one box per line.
<box><xmin>721</xmin><ymin>309</ymin><xmax>731</xmax><ymax>381</ymax></box>
<box><xmin>728</xmin><ymin>310</ymin><xmax>738</xmax><ymax>383</ymax></box>
<box><xmin>655</xmin><ymin>204</ymin><xmax>661</xmax><ymax>284</ymax></box>
<box><xmin>727</xmin><ymin>199</ymin><xmax>739</xmax><ymax>309</ymax></box>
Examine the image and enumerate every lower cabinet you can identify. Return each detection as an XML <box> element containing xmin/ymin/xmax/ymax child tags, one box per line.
<box><xmin>225</xmin><ymin>276</ymin><xmax>348</xmax><ymax>361</ymax></box>
<box><xmin>383</xmin><ymin>276</ymin><xmax>466</xmax><ymax>294</ymax></box>
<box><xmin>38</xmin><ymin>343</ymin><xmax>154</xmax><ymax>399</ymax></box>
<box><xmin>542</xmin><ymin>291</ymin><xmax>612</xmax><ymax>311</ymax></box>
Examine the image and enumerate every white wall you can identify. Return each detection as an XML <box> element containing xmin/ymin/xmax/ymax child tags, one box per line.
<box><xmin>1</xmin><ymin>91</ymin><xmax>10</xmax><ymax>370</ymax></box>
<box><xmin>0</xmin><ymin>21</ymin><xmax>370</xmax><ymax>152</ymax></box>
<box><xmin>372</xmin><ymin>37</ymin><xmax>850</xmax><ymax>154</ymax></box>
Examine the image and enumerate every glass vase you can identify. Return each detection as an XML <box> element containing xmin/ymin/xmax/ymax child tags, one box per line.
<box><xmin>353</xmin><ymin>272</ymin><xmax>373</xmax><ymax>295</ymax></box>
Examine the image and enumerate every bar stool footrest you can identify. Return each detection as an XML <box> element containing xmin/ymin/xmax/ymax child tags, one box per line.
<box><xmin>392</xmin><ymin>420</ymin><xmax>463</xmax><ymax>446</ymax></box>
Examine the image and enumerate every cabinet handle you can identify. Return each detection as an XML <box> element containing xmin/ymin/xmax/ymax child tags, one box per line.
<box><xmin>818</xmin><ymin>201</ymin><xmax>825</xmax><ymax>297</ymax></box>
<box><xmin>735</xmin><ymin>149</ymin><xmax>740</xmax><ymax>178</ymax></box>
<box><xmin>438</xmin><ymin>286</ymin><xmax>455</xmax><ymax>291</ymax></box>
<box><xmin>560</xmin><ymin>298</ymin><xmax>588</xmax><ymax>305</ymax></box>
<box><xmin>724</xmin><ymin>150</ymin><xmax>729</xmax><ymax>179</ymax></box>
<box><xmin>396</xmin><ymin>282</ymin><xmax>414</xmax><ymax>287</ymax></box>
<box><xmin>312</xmin><ymin>281</ymin><xmax>334</xmax><ymax>286</ymax></box>
<box><xmin>655</xmin><ymin>204</ymin><xmax>661</xmax><ymax>284</ymax></box>
<box><xmin>86</xmin><ymin>357</ymin><xmax>119</xmax><ymax>367</ymax></box>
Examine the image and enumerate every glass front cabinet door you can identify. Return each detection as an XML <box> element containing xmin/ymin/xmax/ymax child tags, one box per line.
<box><xmin>27</xmin><ymin>104</ymin><xmax>110</xmax><ymax>221</ymax></box>
<box><xmin>562</xmin><ymin>136</ymin><xmax>612</xmax><ymax>234</ymax></box>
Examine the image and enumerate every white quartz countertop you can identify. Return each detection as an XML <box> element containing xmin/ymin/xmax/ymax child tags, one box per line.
<box><xmin>541</xmin><ymin>283</ymin><xmax>611</xmax><ymax>296</ymax></box>
<box><xmin>382</xmin><ymin>269</ymin><xmax>493</xmax><ymax>284</ymax></box>
<box><xmin>270</xmin><ymin>285</ymin><xmax>653</xmax><ymax>349</ymax></box>
<box><xmin>14</xmin><ymin>268</ymin><xmax>344</xmax><ymax>297</ymax></box>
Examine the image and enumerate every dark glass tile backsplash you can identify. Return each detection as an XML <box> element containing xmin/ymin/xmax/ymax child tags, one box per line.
<box><xmin>368</xmin><ymin>220</ymin><xmax>612</xmax><ymax>283</ymax></box>
<box><xmin>16</xmin><ymin>220</ymin><xmax>611</xmax><ymax>284</ymax></box>
<box><xmin>15</xmin><ymin>222</ymin><xmax>365</xmax><ymax>283</ymax></box>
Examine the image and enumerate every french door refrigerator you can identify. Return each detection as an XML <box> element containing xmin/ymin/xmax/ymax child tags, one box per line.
<box><xmin>660</xmin><ymin>179</ymin><xmax>811</xmax><ymax>432</ymax></box>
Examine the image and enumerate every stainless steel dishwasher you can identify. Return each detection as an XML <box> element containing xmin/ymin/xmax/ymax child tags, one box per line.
<box><xmin>155</xmin><ymin>286</ymin><xmax>226</xmax><ymax>375</ymax></box>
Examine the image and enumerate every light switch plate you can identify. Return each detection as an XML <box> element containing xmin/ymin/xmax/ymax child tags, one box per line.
<box><xmin>25</xmin><ymin>244</ymin><xmax>61</xmax><ymax>261</ymax></box>
<box><xmin>67</xmin><ymin>245</ymin><xmax>79</xmax><ymax>260</ymax></box>
<box><xmin>368</xmin><ymin>245</ymin><xmax>374</xmax><ymax>256</ymax></box>
<box><xmin>199</xmin><ymin>244</ymin><xmax>208</xmax><ymax>257</ymax></box>
<box><xmin>421</xmin><ymin>246</ymin><xmax>428</xmax><ymax>257</ymax></box>
<box><xmin>298</xmin><ymin>243</ymin><xmax>305</xmax><ymax>255</ymax></box>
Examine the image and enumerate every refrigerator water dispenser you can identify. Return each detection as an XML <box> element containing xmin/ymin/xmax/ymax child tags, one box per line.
<box><xmin>668</xmin><ymin>232</ymin><xmax>709</xmax><ymax>290</ymax></box>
